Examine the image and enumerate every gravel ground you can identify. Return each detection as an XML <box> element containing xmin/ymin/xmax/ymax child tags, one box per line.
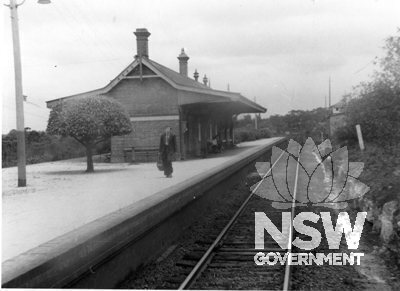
<box><xmin>292</xmin><ymin>208</ymin><xmax>400</xmax><ymax>290</ymax></box>
<box><xmin>291</xmin><ymin>209</ymin><xmax>366</xmax><ymax>290</ymax></box>
<box><xmin>119</xmin><ymin>141</ymin><xmax>400</xmax><ymax>290</ymax></box>
<box><xmin>354</xmin><ymin>220</ymin><xmax>400</xmax><ymax>290</ymax></box>
<box><xmin>119</xmin><ymin>182</ymin><xmax>251</xmax><ymax>289</ymax></box>
<box><xmin>119</xmin><ymin>184</ymin><xmax>386</xmax><ymax>290</ymax></box>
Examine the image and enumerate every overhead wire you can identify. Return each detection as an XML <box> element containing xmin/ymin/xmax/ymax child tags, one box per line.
<box><xmin>3</xmin><ymin>105</ymin><xmax>48</xmax><ymax>121</ymax></box>
<box><xmin>24</xmin><ymin>57</ymin><xmax>130</xmax><ymax>68</ymax></box>
<box><xmin>353</xmin><ymin>58</ymin><xmax>376</xmax><ymax>74</ymax></box>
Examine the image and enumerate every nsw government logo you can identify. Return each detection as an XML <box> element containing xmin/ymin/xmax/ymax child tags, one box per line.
<box><xmin>252</xmin><ymin>138</ymin><xmax>370</xmax><ymax>266</ymax></box>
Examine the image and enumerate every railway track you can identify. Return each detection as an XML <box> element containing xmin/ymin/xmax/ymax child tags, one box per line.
<box><xmin>163</xmin><ymin>146</ymin><xmax>302</xmax><ymax>290</ymax></box>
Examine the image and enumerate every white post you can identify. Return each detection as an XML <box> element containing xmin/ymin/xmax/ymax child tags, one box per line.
<box><xmin>356</xmin><ymin>124</ymin><xmax>365</xmax><ymax>151</ymax></box>
<box><xmin>9</xmin><ymin>0</ymin><xmax>26</xmax><ymax>187</ymax></box>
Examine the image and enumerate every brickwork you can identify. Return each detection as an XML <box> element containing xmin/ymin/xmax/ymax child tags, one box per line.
<box><xmin>105</xmin><ymin>78</ymin><xmax>178</xmax><ymax>117</ymax></box>
<box><xmin>106</xmin><ymin>77</ymin><xmax>181</xmax><ymax>163</ymax></box>
<box><xmin>111</xmin><ymin>120</ymin><xmax>181</xmax><ymax>163</ymax></box>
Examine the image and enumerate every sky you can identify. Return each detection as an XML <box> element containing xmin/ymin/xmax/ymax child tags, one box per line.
<box><xmin>1</xmin><ymin>0</ymin><xmax>399</xmax><ymax>133</ymax></box>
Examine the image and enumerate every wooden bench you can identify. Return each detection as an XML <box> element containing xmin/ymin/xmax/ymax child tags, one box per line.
<box><xmin>124</xmin><ymin>147</ymin><xmax>159</xmax><ymax>163</ymax></box>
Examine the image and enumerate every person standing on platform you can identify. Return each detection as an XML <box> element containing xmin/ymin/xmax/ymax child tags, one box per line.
<box><xmin>159</xmin><ymin>126</ymin><xmax>176</xmax><ymax>178</ymax></box>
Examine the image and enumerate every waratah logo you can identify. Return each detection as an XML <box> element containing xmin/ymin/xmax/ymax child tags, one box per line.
<box><xmin>251</xmin><ymin>138</ymin><xmax>369</xmax><ymax>209</ymax></box>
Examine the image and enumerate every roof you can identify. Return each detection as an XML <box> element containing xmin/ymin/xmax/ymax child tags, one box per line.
<box><xmin>330</xmin><ymin>100</ymin><xmax>347</xmax><ymax>109</ymax></box>
<box><xmin>46</xmin><ymin>57</ymin><xmax>266</xmax><ymax>113</ymax></box>
<box><xmin>148</xmin><ymin>59</ymin><xmax>211</xmax><ymax>91</ymax></box>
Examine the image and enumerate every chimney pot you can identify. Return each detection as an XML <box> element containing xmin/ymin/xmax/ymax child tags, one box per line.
<box><xmin>134</xmin><ymin>28</ymin><xmax>151</xmax><ymax>58</ymax></box>
<box><xmin>177</xmin><ymin>48</ymin><xmax>189</xmax><ymax>77</ymax></box>
<box><xmin>194</xmin><ymin>69</ymin><xmax>199</xmax><ymax>81</ymax></box>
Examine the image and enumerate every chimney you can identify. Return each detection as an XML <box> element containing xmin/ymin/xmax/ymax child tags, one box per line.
<box><xmin>134</xmin><ymin>28</ymin><xmax>151</xmax><ymax>58</ymax></box>
<box><xmin>177</xmin><ymin>48</ymin><xmax>189</xmax><ymax>77</ymax></box>
<box><xmin>203</xmin><ymin>74</ymin><xmax>208</xmax><ymax>86</ymax></box>
<box><xmin>194</xmin><ymin>69</ymin><xmax>199</xmax><ymax>81</ymax></box>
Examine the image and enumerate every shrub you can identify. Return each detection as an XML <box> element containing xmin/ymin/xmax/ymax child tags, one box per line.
<box><xmin>234</xmin><ymin>127</ymin><xmax>272</xmax><ymax>143</ymax></box>
<box><xmin>333</xmin><ymin>123</ymin><xmax>358</xmax><ymax>146</ymax></box>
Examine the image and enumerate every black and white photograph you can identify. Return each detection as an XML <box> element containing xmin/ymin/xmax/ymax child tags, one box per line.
<box><xmin>2</xmin><ymin>0</ymin><xmax>400</xmax><ymax>289</ymax></box>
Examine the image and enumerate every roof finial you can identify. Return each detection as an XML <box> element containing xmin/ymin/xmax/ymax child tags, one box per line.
<box><xmin>194</xmin><ymin>69</ymin><xmax>199</xmax><ymax>81</ymax></box>
<box><xmin>203</xmin><ymin>74</ymin><xmax>208</xmax><ymax>86</ymax></box>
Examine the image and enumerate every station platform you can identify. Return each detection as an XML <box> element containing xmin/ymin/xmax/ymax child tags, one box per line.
<box><xmin>2</xmin><ymin>137</ymin><xmax>285</xmax><ymax>287</ymax></box>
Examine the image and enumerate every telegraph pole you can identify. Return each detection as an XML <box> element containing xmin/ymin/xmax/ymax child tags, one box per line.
<box><xmin>328</xmin><ymin>76</ymin><xmax>331</xmax><ymax>108</ymax></box>
<box><xmin>8</xmin><ymin>0</ymin><xmax>26</xmax><ymax>187</ymax></box>
<box><xmin>6</xmin><ymin>0</ymin><xmax>50</xmax><ymax>186</ymax></box>
<box><xmin>328</xmin><ymin>76</ymin><xmax>332</xmax><ymax>138</ymax></box>
<box><xmin>254</xmin><ymin>97</ymin><xmax>258</xmax><ymax>130</ymax></box>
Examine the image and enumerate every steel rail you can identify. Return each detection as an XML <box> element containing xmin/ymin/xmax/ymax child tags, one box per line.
<box><xmin>282</xmin><ymin>146</ymin><xmax>302</xmax><ymax>291</ymax></box>
<box><xmin>178</xmin><ymin>150</ymin><xmax>286</xmax><ymax>290</ymax></box>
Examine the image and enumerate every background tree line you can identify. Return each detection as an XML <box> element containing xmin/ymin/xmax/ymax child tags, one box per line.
<box><xmin>234</xmin><ymin>107</ymin><xmax>330</xmax><ymax>145</ymax></box>
<box><xmin>2</xmin><ymin>129</ymin><xmax>110</xmax><ymax>168</ymax></box>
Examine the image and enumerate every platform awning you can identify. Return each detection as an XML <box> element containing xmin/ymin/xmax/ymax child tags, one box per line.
<box><xmin>178</xmin><ymin>92</ymin><xmax>266</xmax><ymax>114</ymax></box>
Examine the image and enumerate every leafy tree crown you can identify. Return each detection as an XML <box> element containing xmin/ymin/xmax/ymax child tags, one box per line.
<box><xmin>47</xmin><ymin>96</ymin><xmax>132</xmax><ymax>144</ymax></box>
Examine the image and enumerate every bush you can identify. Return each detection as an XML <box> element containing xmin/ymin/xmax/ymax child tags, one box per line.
<box><xmin>235</xmin><ymin>128</ymin><xmax>255</xmax><ymax>143</ymax></box>
<box><xmin>333</xmin><ymin>124</ymin><xmax>358</xmax><ymax>146</ymax></box>
<box><xmin>1</xmin><ymin>130</ymin><xmax>107</xmax><ymax>168</ymax></box>
<box><xmin>234</xmin><ymin>127</ymin><xmax>272</xmax><ymax>143</ymax></box>
<box><xmin>255</xmin><ymin>128</ymin><xmax>272</xmax><ymax>139</ymax></box>
<box><xmin>344</xmin><ymin>82</ymin><xmax>400</xmax><ymax>147</ymax></box>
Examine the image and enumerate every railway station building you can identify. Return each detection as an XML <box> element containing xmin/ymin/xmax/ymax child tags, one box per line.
<box><xmin>46</xmin><ymin>28</ymin><xmax>266</xmax><ymax>162</ymax></box>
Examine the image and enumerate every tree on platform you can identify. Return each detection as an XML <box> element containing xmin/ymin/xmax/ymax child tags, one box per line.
<box><xmin>47</xmin><ymin>96</ymin><xmax>132</xmax><ymax>172</ymax></box>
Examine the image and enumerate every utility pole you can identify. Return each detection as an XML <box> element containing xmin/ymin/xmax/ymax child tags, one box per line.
<box><xmin>328</xmin><ymin>76</ymin><xmax>332</xmax><ymax>138</ymax></box>
<box><xmin>6</xmin><ymin>0</ymin><xmax>51</xmax><ymax>187</ymax></box>
<box><xmin>328</xmin><ymin>76</ymin><xmax>331</xmax><ymax>108</ymax></box>
<box><xmin>8</xmin><ymin>0</ymin><xmax>26</xmax><ymax>187</ymax></box>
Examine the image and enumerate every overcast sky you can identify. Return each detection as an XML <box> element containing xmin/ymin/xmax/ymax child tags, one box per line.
<box><xmin>2</xmin><ymin>0</ymin><xmax>399</xmax><ymax>132</ymax></box>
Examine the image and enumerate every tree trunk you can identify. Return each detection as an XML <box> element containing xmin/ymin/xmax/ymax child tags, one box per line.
<box><xmin>86</xmin><ymin>145</ymin><xmax>94</xmax><ymax>172</ymax></box>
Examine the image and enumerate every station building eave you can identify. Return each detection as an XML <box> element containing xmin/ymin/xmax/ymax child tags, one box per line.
<box><xmin>46</xmin><ymin>57</ymin><xmax>267</xmax><ymax>114</ymax></box>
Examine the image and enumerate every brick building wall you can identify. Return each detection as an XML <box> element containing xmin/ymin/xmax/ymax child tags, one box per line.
<box><xmin>106</xmin><ymin>76</ymin><xmax>181</xmax><ymax>162</ymax></box>
<box><xmin>111</xmin><ymin>119</ymin><xmax>180</xmax><ymax>162</ymax></box>
<box><xmin>105</xmin><ymin>78</ymin><xmax>178</xmax><ymax>116</ymax></box>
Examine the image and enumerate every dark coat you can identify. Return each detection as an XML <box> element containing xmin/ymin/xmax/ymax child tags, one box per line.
<box><xmin>159</xmin><ymin>133</ymin><xmax>177</xmax><ymax>156</ymax></box>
